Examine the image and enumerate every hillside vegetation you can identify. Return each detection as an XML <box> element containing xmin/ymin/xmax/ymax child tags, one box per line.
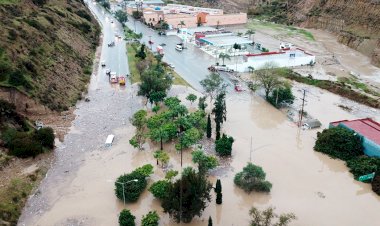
<box><xmin>0</xmin><ymin>0</ymin><xmax>100</xmax><ymax>111</ymax></box>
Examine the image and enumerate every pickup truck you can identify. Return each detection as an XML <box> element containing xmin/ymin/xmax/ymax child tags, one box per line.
<box><xmin>208</xmin><ymin>65</ymin><xmax>234</xmax><ymax>73</ymax></box>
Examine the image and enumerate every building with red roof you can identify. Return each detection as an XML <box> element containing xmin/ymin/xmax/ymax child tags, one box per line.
<box><xmin>330</xmin><ymin>118</ymin><xmax>380</xmax><ymax>157</ymax></box>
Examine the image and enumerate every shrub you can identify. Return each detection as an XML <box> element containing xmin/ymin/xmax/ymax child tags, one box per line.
<box><xmin>35</xmin><ymin>127</ymin><xmax>55</xmax><ymax>148</ymax></box>
<box><xmin>215</xmin><ymin>134</ymin><xmax>234</xmax><ymax>156</ymax></box>
<box><xmin>314</xmin><ymin>127</ymin><xmax>363</xmax><ymax>160</ymax></box>
<box><xmin>346</xmin><ymin>156</ymin><xmax>380</xmax><ymax>180</ymax></box>
<box><xmin>372</xmin><ymin>171</ymin><xmax>380</xmax><ymax>195</ymax></box>
<box><xmin>9</xmin><ymin>136</ymin><xmax>43</xmax><ymax>158</ymax></box>
<box><xmin>8</xmin><ymin>70</ymin><xmax>32</xmax><ymax>89</ymax></box>
<box><xmin>148</xmin><ymin>180</ymin><xmax>170</xmax><ymax>199</ymax></box>
<box><xmin>141</xmin><ymin>211</ymin><xmax>160</xmax><ymax>226</ymax></box>
<box><xmin>76</xmin><ymin>10</ymin><xmax>92</xmax><ymax>22</ymax></box>
<box><xmin>32</xmin><ymin>0</ymin><xmax>47</xmax><ymax>6</ymax></box>
<box><xmin>234</xmin><ymin>163</ymin><xmax>272</xmax><ymax>193</ymax></box>
<box><xmin>118</xmin><ymin>209</ymin><xmax>135</xmax><ymax>226</ymax></box>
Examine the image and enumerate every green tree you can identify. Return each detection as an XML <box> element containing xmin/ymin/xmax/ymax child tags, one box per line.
<box><xmin>35</xmin><ymin>127</ymin><xmax>55</xmax><ymax>148</ymax></box>
<box><xmin>267</xmin><ymin>84</ymin><xmax>295</xmax><ymax>108</ymax></box>
<box><xmin>200</xmin><ymin>73</ymin><xmax>226</xmax><ymax>102</ymax></box>
<box><xmin>191</xmin><ymin>149</ymin><xmax>218</xmax><ymax>173</ymax></box>
<box><xmin>234</xmin><ymin>163</ymin><xmax>272</xmax><ymax>193</ymax></box>
<box><xmin>115</xmin><ymin>165</ymin><xmax>153</xmax><ymax>202</ymax></box>
<box><xmin>372</xmin><ymin>170</ymin><xmax>380</xmax><ymax>195</ymax></box>
<box><xmin>162</xmin><ymin>167</ymin><xmax>212</xmax><ymax>223</ymax></box>
<box><xmin>249</xmin><ymin>206</ymin><xmax>296</xmax><ymax>226</ymax></box>
<box><xmin>346</xmin><ymin>156</ymin><xmax>380</xmax><ymax>180</ymax></box>
<box><xmin>215</xmin><ymin>179</ymin><xmax>222</xmax><ymax>194</ymax></box>
<box><xmin>138</xmin><ymin>66</ymin><xmax>172</xmax><ymax>106</ymax></box>
<box><xmin>245</xmin><ymin>29</ymin><xmax>255</xmax><ymax>40</ymax></box>
<box><xmin>212</xmin><ymin>92</ymin><xmax>226</xmax><ymax>140</ymax></box>
<box><xmin>115</xmin><ymin>10</ymin><xmax>128</xmax><ymax>23</ymax></box>
<box><xmin>165</xmin><ymin>170</ymin><xmax>179</xmax><ymax>181</ymax></box>
<box><xmin>218</xmin><ymin>53</ymin><xmax>231</xmax><ymax>66</ymax></box>
<box><xmin>164</xmin><ymin>97</ymin><xmax>181</xmax><ymax>109</ymax></box>
<box><xmin>178</xmin><ymin>20</ymin><xmax>186</xmax><ymax>28</ymax></box>
<box><xmin>176</xmin><ymin>127</ymin><xmax>201</xmax><ymax>150</ymax></box>
<box><xmin>135</xmin><ymin>44</ymin><xmax>147</xmax><ymax>59</ymax></box>
<box><xmin>153</xmin><ymin>150</ymin><xmax>170</xmax><ymax>167</ymax></box>
<box><xmin>216</xmin><ymin>192</ymin><xmax>222</xmax><ymax>204</ymax></box>
<box><xmin>254</xmin><ymin>62</ymin><xmax>282</xmax><ymax>99</ymax></box>
<box><xmin>119</xmin><ymin>209</ymin><xmax>135</xmax><ymax>226</ymax></box>
<box><xmin>150</xmin><ymin>91</ymin><xmax>167</xmax><ymax>106</ymax></box>
<box><xmin>141</xmin><ymin>211</ymin><xmax>160</xmax><ymax>226</ymax></box>
<box><xmin>198</xmin><ymin>96</ymin><xmax>207</xmax><ymax>111</ymax></box>
<box><xmin>152</xmin><ymin>105</ymin><xmax>160</xmax><ymax>114</ymax></box>
<box><xmin>186</xmin><ymin>94</ymin><xmax>197</xmax><ymax>105</ymax></box>
<box><xmin>206</xmin><ymin>114</ymin><xmax>212</xmax><ymax>138</ymax></box>
<box><xmin>215</xmin><ymin>134</ymin><xmax>234</xmax><ymax>156</ymax></box>
<box><xmin>149</xmin><ymin>180</ymin><xmax>171</xmax><ymax>199</ymax></box>
<box><xmin>129</xmin><ymin>110</ymin><xmax>147</xmax><ymax>150</ymax></box>
<box><xmin>208</xmin><ymin>216</ymin><xmax>213</xmax><ymax>226</ymax></box>
<box><xmin>314</xmin><ymin>127</ymin><xmax>363</xmax><ymax>160</ymax></box>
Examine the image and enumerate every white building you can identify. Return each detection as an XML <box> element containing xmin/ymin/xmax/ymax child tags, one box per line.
<box><xmin>228</xmin><ymin>48</ymin><xmax>316</xmax><ymax>72</ymax></box>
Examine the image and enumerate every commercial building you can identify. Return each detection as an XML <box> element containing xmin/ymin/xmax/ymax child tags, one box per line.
<box><xmin>227</xmin><ymin>47</ymin><xmax>316</xmax><ymax>72</ymax></box>
<box><xmin>329</xmin><ymin>118</ymin><xmax>380</xmax><ymax>158</ymax></box>
<box><xmin>127</xmin><ymin>3</ymin><xmax>247</xmax><ymax>28</ymax></box>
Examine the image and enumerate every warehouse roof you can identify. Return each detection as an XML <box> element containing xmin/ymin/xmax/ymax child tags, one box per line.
<box><xmin>331</xmin><ymin>118</ymin><xmax>380</xmax><ymax>145</ymax></box>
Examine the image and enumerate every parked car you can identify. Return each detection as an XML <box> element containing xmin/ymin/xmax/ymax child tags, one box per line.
<box><xmin>208</xmin><ymin>65</ymin><xmax>234</xmax><ymax>73</ymax></box>
<box><xmin>110</xmin><ymin>72</ymin><xmax>118</xmax><ymax>83</ymax></box>
<box><xmin>168</xmin><ymin>63</ymin><xmax>175</xmax><ymax>69</ymax></box>
<box><xmin>158</xmin><ymin>31</ymin><xmax>166</xmax><ymax>36</ymax></box>
<box><xmin>105</xmin><ymin>68</ymin><xmax>111</xmax><ymax>75</ymax></box>
<box><xmin>175</xmin><ymin>44</ymin><xmax>183</xmax><ymax>51</ymax></box>
<box><xmin>160</xmin><ymin>43</ymin><xmax>166</xmax><ymax>46</ymax></box>
<box><xmin>101</xmin><ymin>61</ymin><xmax>106</xmax><ymax>67</ymax></box>
<box><xmin>118</xmin><ymin>76</ymin><xmax>126</xmax><ymax>86</ymax></box>
<box><xmin>108</xmin><ymin>41</ymin><xmax>115</xmax><ymax>47</ymax></box>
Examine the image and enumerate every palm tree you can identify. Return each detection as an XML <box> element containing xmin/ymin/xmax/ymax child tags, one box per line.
<box><xmin>178</xmin><ymin>20</ymin><xmax>186</xmax><ymax>28</ymax></box>
<box><xmin>233</xmin><ymin>43</ymin><xmax>241</xmax><ymax>72</ymax></box>
<box><xmin>245</xmin><ymin>29</ymin><xmax>255</xmax><ymax>40</ymax></box>
<box><xmin>219</xmin><ymin>53</ymin><xmax>231</xmax><ymax>66</ymax></box>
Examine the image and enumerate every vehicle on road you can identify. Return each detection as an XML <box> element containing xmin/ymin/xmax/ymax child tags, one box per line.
<box><xmin>168</xmin><ymin>63</ymin><xmax>175</xmax><ymax>69</ymax></box>
<box><xmin>118</xmin><ymin>76</ymin><xmax>126</xmax><ymax>86</ymax></box>
<box><xmin>111</xmin><ymin>19</ymin><xmax>114</xmax><ymax>23</ymax></box>
<box><xmin>160</xmin><ymin>43</ymin><xmax>166</xmax><ymax>46</ymax></box>
<box><xmin>105</xmin><ymin>68</ymin><xmax>111</xmax><ymax>75</ymax></box>
<box><xmin>157</xmin><ymin>45</ymin><xmax>164</xmax><ymax>55</ymax></box>
<box><xmin>235</xmin><ymin>84</ymin><xmax>243</xmax><ymax>92</ymax></box>
<box><xmin>175</xmin><ymin>44</ymin><xmax>183</xmax><ymax>51</ymax></box>
<box><xmin>158</xmin><ymin>31</ymin><xmax>166</xmax><ymax>36</ymax></box>
<box><xmin>108</xmin><ymin>41</ymin><xmax>115</xmax><ymax>47</ymax></box>
<box><xmin>208</xmin><ymin>65</ymin><xmax>234</xmax><ymax>73</ymax></box>
<box><xmin>101</xmin><ymin>61</ymin><xmax>106</xmax><ymax>67</ymax></box>
<box><xmin>110</xmin><ymin>72</ymin><xmax>118</xmax><ymax>83</ymax></box>
<box><xmin>115</xmin><ymin>33</ymin><xmax>121</xmax><ymax>38</ymax></box>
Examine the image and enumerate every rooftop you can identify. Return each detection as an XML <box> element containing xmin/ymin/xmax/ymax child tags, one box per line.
<box><xmin>199</xmin><ymin>35</ymin><xmax>252</xmax><ymax>47</ymax></box>
<box><xmin>331</xmin><ymin>118</ymin><xmax>380</xmax><ymax>145</ymax></box>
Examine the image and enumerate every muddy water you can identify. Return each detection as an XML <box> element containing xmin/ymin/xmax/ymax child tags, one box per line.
<box><xmin>20</xmin><ymin>86</ymin><xmax>380</xmax><ymax>226</ymax></box>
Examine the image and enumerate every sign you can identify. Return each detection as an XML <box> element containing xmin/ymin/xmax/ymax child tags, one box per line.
<box><xmin>358</xmin><ymin>172</ymin><xmax>375</xmax><ymax>182</ymax></box>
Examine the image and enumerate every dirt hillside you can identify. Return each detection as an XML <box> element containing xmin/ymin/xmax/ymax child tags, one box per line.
<box><xmin>0</xmin><ymin>0</ymin><xmax>100</xmax><ymax>111</ymax></box>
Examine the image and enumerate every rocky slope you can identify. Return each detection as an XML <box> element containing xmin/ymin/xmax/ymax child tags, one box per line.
<box><xmin>0</xmin><ymin>0</ymin><xmax>100</xmax><ymax>111</ymax></box>
<box><xmin>287</xmin><ymin>0</ymin><xmax>380</xmax><ymax>67</ymax></box>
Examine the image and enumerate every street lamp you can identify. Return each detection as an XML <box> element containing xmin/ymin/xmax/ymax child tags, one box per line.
<box><xmin>115</xmin><ymin>179</ymin><xmax>139</xmax><ymax>206</ymax></box>
<box><xmin>249</xmin><ymin>136</ymin><xmax>270</xmax><ymax>162</ymax></box>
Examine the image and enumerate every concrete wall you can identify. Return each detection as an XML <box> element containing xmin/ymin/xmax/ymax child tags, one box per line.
<box><xmin>143</xmin><ymin>12</ymin><xmax>162</xmax><ymax>26</ymax></box>
<box><xmin>205</xmin><ymin>13</ymin><xmax>247</xmax><ymax>26</ymax></box>
<box><xmin>165</xmin><ymin>15</ymin><xmax>197</xmax><ymax>28</ymax></box>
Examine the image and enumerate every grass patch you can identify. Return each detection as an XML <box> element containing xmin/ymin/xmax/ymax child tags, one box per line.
<box><xmin>0</xmin><ymin>0</ymin><xmax>19</xmax><ymax>4</ymax></box>
<box><xmin>126</xmin><ymin>44</ymin><xmax>190</xmax><ymax>87</ymax></box>
<box><xmin>273</xmin><ymin>68</ymin><xmax>380</xmax><ymax>109</ymax></box>
<box><xmin>247</xmin><ymin>20</ymin><xmax>315</xmax><ymax>41</ymax></box>
<box><xmin>0</xmin><ymin>178</ymin><xmax>34</xmax><ymax>225</ymax></box>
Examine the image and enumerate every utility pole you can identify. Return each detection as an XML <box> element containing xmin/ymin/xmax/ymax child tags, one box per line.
<box><xmin>249</xmin><ymin>136</ymin><xmax>253</xmax><ymax>162</ymax></box>
<box><xmin>298</xmin><ymin>89</ymin><xmax>306</xmax><ymax>127</ymax></box>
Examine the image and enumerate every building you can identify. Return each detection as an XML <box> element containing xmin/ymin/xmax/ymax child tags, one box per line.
<box><xmin>228</xmin><ymin>47</ymin><xmax>316</xmax><ymax>72</ymax></box>
<box><xmin>125</xmin><ymin>0</ymin><xmax>165</xmax><ymax>15</ymax></box>
<box><xmin>130</xmin><ymin>4</ymin><xmax>247</xmax><ymax>28</ymax></box>
<box><xmin>329</xmin><ymin>118</ymin><xmax>380</xmax><ymax>158</ymax></box>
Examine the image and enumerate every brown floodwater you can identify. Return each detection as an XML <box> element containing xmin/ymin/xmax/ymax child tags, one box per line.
<box><xmin>22</xmin><ymin>87</ymin><xmax>380</xmax><ymax>226</ymax></box>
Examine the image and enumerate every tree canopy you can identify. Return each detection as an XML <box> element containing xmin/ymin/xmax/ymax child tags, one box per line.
<box><xmin>254</xmin><ymin>62</ymin><xmax>282</xmax><ymax>99</ymax></box>
<box><xmin>249</xmin><ymin>206</ymin><xmax>296</xmax><ymax>226</ymax></box>
<box><xmin>141</xmin><ymin>211</ymin><xmax>160</xmax><ymax>226</ymax></box>
<box><xmin>162</xmin><ymin>167</ymin><xmax>212</xmax><ymax>223</ymax></box>
<box><xmin>314</xmin><ymin>127</ymin><xmax>363</xmax><ymax>160</ymax></box>
<box><xmin>215</xmin><ymin>134</ymin><xmax>234</xmax><ymax>156</ymax></box>
<box><xmin>119</xmin><ymin>209</ymin><xmax>135</xmax><ymax>226</ymax></box>
<box><xmin>200</xmin><ymin>73</ymin><xmax>226</xmax><ymax>102</ymax></box>
<box><xmin>234</xmin><ymin>163</ymin><xmax>272</xmax><ymax>193</ymax></box>
<box><xmin>191</xmin><ymin>149</ymin><xmax>218</xmax><ymax>173</ymax></box>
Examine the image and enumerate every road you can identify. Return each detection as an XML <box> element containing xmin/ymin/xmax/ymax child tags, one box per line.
<box><xmin>123</xmin><ymin>15</ymin><xmax>235</xmax><ymax>91</ymax></box>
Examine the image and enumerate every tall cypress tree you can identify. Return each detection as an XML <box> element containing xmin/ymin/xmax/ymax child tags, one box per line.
<box><xmin>212</xmin><ymin>92</ymin><xmax>226</xmax><ymax>140</ymax></box>
<box><xmin>207</xmin><ymin>114</ymin><xmax>212</xmax><ymax>138</ymax></box>
<box><xmin>216</xmin><ymin>192</ymin><xmax>222</xmax><ymax>204</ymax></box>
<box><xmin>215</xmin><ymin>179</ymin><xmax>222</xmax><ymax>194</ymax></box>
<box><xmin>208</xmin><ymin>216</ymin><xmax>213</xmax><ymax>226</ymax></box>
